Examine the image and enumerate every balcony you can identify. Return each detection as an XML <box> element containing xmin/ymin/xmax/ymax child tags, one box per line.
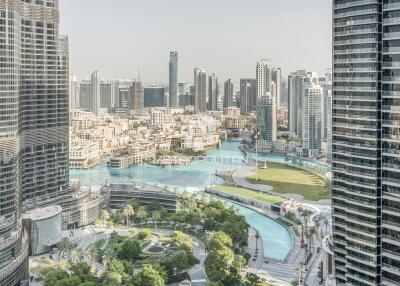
<box><xmin>0</xmin><ymin>231</ymin><xmax>20</xmax><ymax>251</ymax></box>
<box><xmin>382</xmin><ymin>234</ymin><xmax>400</xmax><ymax>247</ymax></box>
<box><xmin>335</xmin><ymin>0</ymin><xmax>378</xmax><ymax>10</ymax></box>
<box><xmin>335</xmin><ymin>48</ymin><xmax>378</xmax><ymax>55</ymax></box>
<box><xmin>382</xmin><ymin>263</ymin><xmax>400</xmax><ymax>275</ymax></box>
<box><xmin>335</xmin><ymin>8</ymin><xmax>378</xmax><ymax>19</ymax></box>
<box><xmin>382</xmin><ymin>277</ymin><xmax>400</xmax><ymax>286</ymax></box>
<box><xmin>0</xmin><ymin>244</ymin><xmax>28</xmax><ymax>282</ymax></box>
<box><xmin>382</xmin><ymin>220</ymin><xmax>400</xmax><ymax>230</ymax></box>
<box><xmin>384</xmin><ymin>32</ymin><xmax>400</xmax><ymax>39</ymax></box>
<box><xmin>383</xmin><ymin>2</ymin><xmax>400</xmax><ymax>11</ymax></box>
<box><xmin>335</xmin><ymin>28</ymin><xmax>377</xmax><ymax>36</ymax></box>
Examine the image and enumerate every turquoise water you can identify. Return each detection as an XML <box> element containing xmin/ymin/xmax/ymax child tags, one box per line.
<box><xmin>70</xmin><ymin>141</ymin><xmax>292</xmax><ymax>261</ymax></box>
<box><xmin>233</xmin><ymin>203</ymin><xmax>292</xmax><ymax>261</ymax></box>
<box><xmin>70</xmin><ymin>141</ymin><xmax>246</xmax><ymax>190</ymax></box>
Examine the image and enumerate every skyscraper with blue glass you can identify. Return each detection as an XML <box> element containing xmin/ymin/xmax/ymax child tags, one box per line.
<box><xmin>333</xmin><ymin>1</ymin><xmax>400</xmax><ymax>285</ymax></box>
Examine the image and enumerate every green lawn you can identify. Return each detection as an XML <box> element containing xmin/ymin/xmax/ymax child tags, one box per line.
<box><xmin>215</xmin><ymin>184</ymin><xmax>287</xmax><ymax>206</ymax></box>
<box><xmin>246</xmin><ymin>162</ymin><xmax>329</xmax><ymax>201</ymax></box>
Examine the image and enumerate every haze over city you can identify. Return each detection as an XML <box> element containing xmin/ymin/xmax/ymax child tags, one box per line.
<box><xmin>60</xmin><ymin>0</ymin><xmax>332</xmax><ymax>82</ymax></box>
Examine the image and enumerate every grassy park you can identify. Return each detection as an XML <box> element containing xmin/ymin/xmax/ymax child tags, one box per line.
<box><xmin>215</xmin><ymin>184</ymin><xmax>287</xmax><ymax>206</ymax></box>
<box><xmin>246</xmin><ymin>162</ymin><xmax>329</xmax><ymax>201</ymax></box>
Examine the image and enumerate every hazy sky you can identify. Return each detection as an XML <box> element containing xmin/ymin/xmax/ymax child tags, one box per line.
<box><xmin>60</xmin><ymin>0</ymin><xmax>332</xmax><ymax>84</ymax></box>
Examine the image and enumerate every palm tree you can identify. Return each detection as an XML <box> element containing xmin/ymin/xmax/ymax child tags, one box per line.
<box><xmin>84</xmin><ymin>248</ymin><xmax>98</xmax><ymax>262</ymax></box>
<box><xmin>58</xmin><ymin>237</ymin><xmax>74</xmax><ymax>260</ymax></box>
<box><xmin>152</xmin><ymin>210</ymin><xmax>161</xmax><ymax>231</ymax></box>
<box><xmin>136</xmin><ymin>206</ymin><xmax>148</xmax><ymax>226</ymax></box>
<box><xmin>99</xmin><ymin>210</ymin><xmax>110</xmax><ymax>227</ymax></box>
<box><xmin>70</xmin><ymin>249</ymin><xmax>82</xmax><ymax>263</ymax></box>
<box><xmin>102</xmin><ymin>253</ymin><xmax>113</xmax><ymax>267</ymax></box>
<box><xmin>122</xmin><ymin>205</ymin><xmax>135</xmax><ymax>227</ymax></box>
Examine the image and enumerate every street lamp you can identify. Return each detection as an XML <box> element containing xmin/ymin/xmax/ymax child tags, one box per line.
<box><xmin>255</xmin><ymin>128</ymin><xmax>260</xmax><ymax>181</ymax></box>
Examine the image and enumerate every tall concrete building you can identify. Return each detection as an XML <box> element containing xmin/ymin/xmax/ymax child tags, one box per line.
<box><xmin>302</xmin><ymin>84</ymin><xmax>322</xmax><ymax>158</ymax></box>
<box><xmin>240</xmin><ymin>79</ymin><xmax>257</xmax><ymax>114</ymax></box>
<box><xmin>169</xmin><ymin>51</ymin><xmax>178</xmax><ymax>108</ymax></box>
<box><xmin>79</xmin><ymin>80</ymin><xmax>92</xmax><ymax>110</ymax></box>
<box><xmin>288</xmin><ymin>71</ymin><xmax>307</xmax><ymax>138</ymax></box>
<box><xmin>256</xmin><ymin>59</ymin><xmax>272</xmax><ymax>98</ymax></box>
<box><xmin>100</xmin><ymin>80</ymin><xmax>118</xmax><ymax>111</ymax></box>
<box><xmin>91</xmin><ymin>71</ymin><xmax>101</xmax><ymax>116</ymax></box>
<box><xmin>224</xmin><ymin>79</ymin><xmax>234</xmax><ymax>108</ymax></box>
<box><xmin>333</xmin><ymin>1</ymin><xmax>400</xmax><ymax>285</ymax></box>
<box><xmin>129</xmin><ymin>80</ymin><xmax>144</xmax><ymax>112</ymax></box>
<box><xmin>208</xmin><ymin>73</ymin><xmax>219</xmax><ymax>111</ymax></box>
<box><xmin>194</xmin><ymin>68</ymin><xmax>207</xmax><ymax>113</ymax></box>
<box><xmin>144</xmin><ymin>86</ymin><xmax>165</xmax><ymax>107</ymax></box>
<box><xmin>70</xmin><ymin>76</ymin><xmax>79</xmax><ymax>110</ymax></box>
<box><xmin>257</xmin><ymin>93</ymin><xmax>277</xmax><ymax>144</ymax></box>
<box><xmin>272</xmin><ymin>67</ymin><xmax>282</xmax><ymax>109</ymax></box>
<box><xmin>0</xmin><ymin>0</ymin><xmax>70</xmax><ymax>284</ymax></box>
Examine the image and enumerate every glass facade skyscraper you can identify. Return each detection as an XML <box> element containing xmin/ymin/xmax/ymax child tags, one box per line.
<box><xmin>194</xmin><ymin>68</ymin><xmax>207</xmax><ymax>113</ymax></box>
<box><xmin>144</xmin><ymin>86</ymin><xmax>165</xmax><ymax>107</ymax></box>
<box><xmin>333</xmin><ymin>1</ymin><xmax>400</xmax><ymax>285</ymax></box>
<box><xmin>169</xmin><ymin>51</ymin><xmax>178</xmax><ymax>108</ymax></box>
<box><xmin>0</xmin><ymin>0</ymin><xmax>69</xmax><ymax>284</ymax></box>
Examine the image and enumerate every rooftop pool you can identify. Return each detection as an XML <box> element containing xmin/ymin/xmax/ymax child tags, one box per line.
<box><xmin>70</xmin><ymin>141</ymin><xmax>293</xmax><ymax>261</ymax></box>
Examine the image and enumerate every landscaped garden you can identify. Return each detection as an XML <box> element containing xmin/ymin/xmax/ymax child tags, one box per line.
<box><xmin>246</xmin><ymin>162</ymin><xmax>329</xmax><ymax>201</ymax></box>
<box><xmin>215</xmin><ymin>184</ymin><xmax>287</xmax><ymax>206</ymax></box>
<box><xmin>35</xmin><ymin>197</ymin><xmax>271</xmax><ymax>286</ymax></box>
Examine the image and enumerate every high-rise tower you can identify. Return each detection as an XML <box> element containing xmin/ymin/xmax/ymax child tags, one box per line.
<box><xmin>194</xmin><ymin>68</ymin><xmax>207</xmax><ymax>113</ymax></box>
<box><xmin>169</xmin><ymin>51</ymin><xmax>178</xmax><ymax>108</ymax></box>
<box><xmin>0</xmin><ymin>0</ymin><xmax>69</xmax><ymax>284</ymax></box>
<box><xmin>332</xmin><ymin>1</ymin><xmax>400</xmax><ymax>285</ymax></box>
<box><xmin>208</xmin><ymin>73</ymin><xmax>219</xmax><ymax>111</ymax></box>
<box><xmin>256</xmin><ymin>59</ymin><xmax>272</xmax><ymax>98</ymax></box>
<box><xmin>91</xmin><ymin>71</ymin><xmax>101</xmax><ymax>116</ymax></box>
<box><xmin>224</xmin><ymin>79</ymin><xmax>234</xmax><ymax>108</ymax></box>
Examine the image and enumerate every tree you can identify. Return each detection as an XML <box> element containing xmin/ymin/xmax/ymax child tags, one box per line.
<box><xmin>122</xmin><ymin>205</ymin><xmax>135</xmax><ymax>227</ymax></box>
<box><xmin>173</xmin><ymin>231</ymin><xmax>194</xmax><ymax>253</ymax></box>
<box><xmin>102</xmin><ymin>251</ymin><xmax>113</xmax><ymax>267</ymax></box>
<box><xmin>205</xmin><ymin>247</ymin><xmax>234</xmax><ymax>283</ymax></box>
<box><xmin>136</xmin><ymin>206</ymin><xmax>148</xmax><ymax>225</ymax></box>
<box><xmin>58</xmin><ymin>237</ymin><xmax>74</xmax><ymax>260</ymax></box>
<box><xmin>70</xmin><ymin>249</ymin><xmax>82</xmax><ymax>263</ymax></box>
<box><xmin>84</xmin><ymin>248</ymin><xmax>97</xmax><ymax>262</ymax></box>
<box><xmin>133</xmin><ymin>264</ymin><xmax>166</xmax><ymax>286</ymax></box>
<box><xmin>118</xmin><ymin>239</ymin><xmax>142</xmax><ymax>262</ymax></box>
<box><xmin>170</xmin><ymin>250</ymin><xmax>191</xmax><ymax>273</ymax></box>
<box><xmin>103</xmin><ymin>271</ymin><xmax>122</xmax><ymax>285</ymax></box>
<box><xmin>152</xmin><ymin>210</ymin><xmax>161</xmax><ymax>231</ymax></box>
<box><xmin>245</xmin><ymin>273</ymin><xmax>263</xmax><ymax>286</ymax></box>
<box><xmin>208</xmin><ymin>231</ymin><xmax>233</xmax><ymax>250</ymax></box>
<box><xmin>99</xmin><ymin>210</ymin><xmax>110</xmax><ymax>227</ymax></box>
<box><xmin>108</xmin><ymin>259</ymin><xmax>125</xmax><ymax>276</ymax></box>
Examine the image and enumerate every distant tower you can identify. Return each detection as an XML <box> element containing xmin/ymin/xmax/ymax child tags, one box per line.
<box><xmin>272</xmin><ymin>67</ymin><xmax>282</xmax><ymax>109</ymax></box>
<box><xmin>130</xmin><ymin>80</ymin><xmax>144</xmax><ymax>112</ymax></box>
<box><xmin>288</xmin><ymin>70</ymin><xmax>307</xmax><ymax>138</ymax></box>
<box><xmin>240</xmin><ymin>79</ymin><xmax>257</xmax><ymax>114</ymax></box>
<box><xmin>257</xmin><ymin>93</ymin><xmax>277</xmax><ymax>143</ymax></box>
<box><xmin>256</xmin><ymin>59</ymin><xmax>272</xmax><ymax>98</ymax></box>
<box><xmin>169</xmin><ymin>51</ymin><xmax>178</xmax><ymax>108</ymax></box>
<box><xmin>302</xmin><ymin>84</ymin><xmax>322</xmax><ymax>158</ymax></box>
<box><xmin>91</xmin><ymin>71</ymin><xmax>101</xmax><ymax>116</ymax></box>
<box><xmin>208</xmin><ymin>73</ymin><xmax>219</xmax><ymax>111</ymax></box>
<box><xmin>194</xmin><ymin>68</ymin><xmax>207</xmax><ymax>113</ymax></box>
<box><xmin>224</xmin><ymin>79</ymin><xmax>234</xmax><ymax>108</ymax></box>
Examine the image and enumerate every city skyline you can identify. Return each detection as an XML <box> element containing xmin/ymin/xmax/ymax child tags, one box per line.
<box><xmin>59</xmin><ymin>0</ymin><xmax>332</xmax><ymax>83</ymax></box>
